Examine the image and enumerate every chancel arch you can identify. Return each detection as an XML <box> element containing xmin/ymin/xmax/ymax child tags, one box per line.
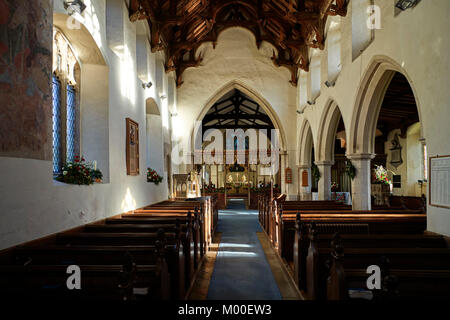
<box><xmin>191</xmin><ymin>81</ymin><xmax>288</xmax><ymax>203</ymax></box>
<box><xmin>193</xmin><ymin>80</ymin><xmax>287</xmax><ymax>152</ymax></box>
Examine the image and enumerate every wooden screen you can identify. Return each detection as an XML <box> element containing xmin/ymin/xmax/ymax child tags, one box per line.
<box><xmin>126</xmin><ymin>118</ymin><xmax>139</xmax><ymax>176</ymax></box>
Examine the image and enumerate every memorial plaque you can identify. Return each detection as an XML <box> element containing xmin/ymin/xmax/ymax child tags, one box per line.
<box><xmin>126</xmin><ymin>118</ymin><xmax>139</xmax><ymax>176</ymax></box>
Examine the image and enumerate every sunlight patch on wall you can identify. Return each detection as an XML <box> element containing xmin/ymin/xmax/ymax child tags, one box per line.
<box><xmin>121</xmin><ymin>187</ymin><xmax>137</xmax><ymax>212</ymax></box>
<box><xmin>120</xmin><ymin>45</ymin><xmax>136</xmax><ymax>105</ymax></box>
<box><xmin>83</xmin><ymin>0</ymin><xmax>102</xmax><ymax>49</ymax></box>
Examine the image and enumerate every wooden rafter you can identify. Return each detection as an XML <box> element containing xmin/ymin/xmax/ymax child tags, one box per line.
<box><xmin>129</xmin><ymin>0</ymin><xmax>349</xmax><ymax>86</ymax></box>
<box><xmin>202</xmin><ymin>89</ymin><xmax>275</xmax><ymax>131</ymax></box>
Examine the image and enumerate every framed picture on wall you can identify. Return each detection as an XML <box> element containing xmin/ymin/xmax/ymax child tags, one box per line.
<box><xmin>126</xmin><ymin>118</ymin><xmax>139</xmax><ymax>176</ymax></box>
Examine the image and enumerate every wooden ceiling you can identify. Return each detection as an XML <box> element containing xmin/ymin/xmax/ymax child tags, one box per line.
<box><xmin>377</xmin><ymin>72</ymin><xmax>419</xmax><ymax>138</ymax></box>
<box><xmin>128</xmin><ymin>0</ymin><xmax>349</xmax><ymax>87</ymax></box>
<box><xmin>202</xmin><ymin>89</ymin><xmax>274</xmax><ymax>131</ymax></box>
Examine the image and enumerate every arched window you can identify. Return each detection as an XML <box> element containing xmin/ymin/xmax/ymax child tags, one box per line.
<box><xmin>52</xmin><ymin>29</ymin><xmax>80</xmax><ymax>174</ymax></box>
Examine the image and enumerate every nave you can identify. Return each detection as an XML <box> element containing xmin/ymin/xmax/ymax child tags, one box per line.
<box><xmin>1</xmin><ymin>193</ymin><xmax>448</xmax><ymax>301</ymax></box>
<box><xmin>206</xmin><ymin>199</ymin><xmax>282</xmax><ymax>300</ymax></box>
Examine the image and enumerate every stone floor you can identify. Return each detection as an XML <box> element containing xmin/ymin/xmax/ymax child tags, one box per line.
<box><xmin>188</xmin><ymin>198</ymin><xmax>300</xmax><ymax>300</ymax></box>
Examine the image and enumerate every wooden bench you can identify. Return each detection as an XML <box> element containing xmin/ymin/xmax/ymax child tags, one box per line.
<box><xmin>325</xmin><ymin>234</ymin><xmax>450</xmax><ymax>300</ymax></box>
<box><xmin>303</xmin><ymin>227</ymin><xmax>450</xmax><ymax>300</ymax></box>
<box><xmin>121</xmin><ymin>211</ymin><xmax>203</xmax><ymax>264</ymax></box>
<box><xmin>0</xmin><ymin>243</ymin><xmax>170</xmax><ymax>300</ymax></box>
<box><xmin>54</xmin><ymin>229</ymin><xmax>185</xmax><ymax>299</ymax></box>
<box><xmin>131</xmin><ymin>207</ymin><xmax>209</xmax><ymax>255</ymax></box>
<box><xmin>84</xmin><ymin>220</ymin><xmax>195</xmax><ymax>292</ymax></box>
<box><xmin>278</xmin><ymin>211</ymin><xmax>426</xmax><ymax>262</ymax></box>
<box><xmin>292</xmin><ymin>215</ymin><xmax>446</xmax><ymax>293</ymax></box>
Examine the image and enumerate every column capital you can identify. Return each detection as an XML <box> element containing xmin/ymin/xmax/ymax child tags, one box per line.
<box><xmin>314</xmin><ymin>160</ymin><xmax>334</xmax><ymax>166</ymax></box>
<box><xmin>346</xmin><ymin>153</ymin><xmax>375</xmax><ymax>160</ymax></box>
<box><xmin>297</xmin><ymin>164</ymin><xmax>310</xmax><ymax>169</ymax></box>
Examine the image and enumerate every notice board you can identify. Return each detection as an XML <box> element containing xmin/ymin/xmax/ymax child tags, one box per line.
<box><xmin>429</xmin><ymin>155</ymin><xmax>450</xmax><ymax>208</ymax></box>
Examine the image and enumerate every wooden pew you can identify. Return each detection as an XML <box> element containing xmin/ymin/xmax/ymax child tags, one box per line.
<box><xmin>145</xmin><ymin>196</ymin><xmax>217</xmax><ymax>245</ymax></box>
<box><xmin>84</xmin><ymin>220</ymin><xmax>195</xmax><ymax>293</ymax></box>
<box><xmin>55</xmin><ymin>229</ymin><xmax>183</xmax><ymax>299</ymax></box>
<box><xmin>292</xmin><ymin>214</ymin><xmax>446</xmax><ymax>293</ymax></box>
<box><xmin>267</xmin><ymin>200</ymin><xmax>350</xmax><ymax>245</ymax></box>
<box><xmin>120</xmin><ymin>211</ymin><xmax>203</xmax><ymax>267</ymax></box>
<box><xmin>131</xmin><ymin>207</ymin><xmax>208</xmax><ymax>256</ymax></box>
<box><xmin>305</xmin><ymin>228</ymin><xmax>450</xmax><ymax>300</ymax></box>
<box><xmin>278</xmin><ymin>211</ymin><xmax>426</xmax><ymax>262</ymax></box>
<box><xmin>326</xmin><ymin>234</ymin><xmax>450</xmax><ymax>300</ymax></box>
<box><xmin>0</xmin><ymin>243</ymin><xmax>170</xmax><ymax>300</ymax></box>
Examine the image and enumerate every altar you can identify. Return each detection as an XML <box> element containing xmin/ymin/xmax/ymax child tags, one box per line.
<box><xmin>226</xmin><ymin>171</ymin><xmax>249</xmax><ymax>196</ymax></box>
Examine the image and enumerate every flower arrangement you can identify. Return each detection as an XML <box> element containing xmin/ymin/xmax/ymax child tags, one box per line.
<box><xmin>373</xmin><ymin>165</ymin><xmax>392</xmax><ymax>185</ymax></box>
<box><xmin>147</xmin><ymin>168</ymin><xmax>163</xmax><ymax>185</ymax></box>
<box><xmin>55</xmin><ymin>156</ymin><xmax>102</xmax><ymax>185</ymax></box>
<box><xmin>311</xmin><ymin>163</ymin><xmax>321</xmax><ymax>181</ymax></box>
<box><xmin>344</xmin><ymin>160</ymin><xmax>356</xmax><ymax>180</ymax></box>
<box><xmin>331</xmin><ymin>182</ymin><xmax>339</xmax><ymax>192</ymax></box>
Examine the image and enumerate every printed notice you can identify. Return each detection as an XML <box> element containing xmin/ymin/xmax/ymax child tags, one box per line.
<box><xmin>429</xmin><ymin>156</ymin><xmax>450</xmax><ymax>208</ymax></box>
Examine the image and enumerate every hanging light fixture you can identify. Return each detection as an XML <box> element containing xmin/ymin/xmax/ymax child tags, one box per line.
<box><xmin>395</xmin><ymin>0</ymin><xmax>420</xmax><ymax>11</ymax></box>
<box><xmin>64</xmin><ymin>0</ymin><xmax>87</xmax><ymax>15</ymax></box>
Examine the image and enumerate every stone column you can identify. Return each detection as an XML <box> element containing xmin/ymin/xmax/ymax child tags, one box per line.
<box><xmin>315</xmin><ymin>160</ymin><xmax>334</xmax><ymax>200</ymax></box>
<box><xmin>347</xmin><ymin>153</ymin><xmax>375</xmax><ymax>210</ymax></box>
<box><xmin>298</xmin><ymin>165</ymin><xmax>312</xmax><ymax>200</ymax></box>
<box><xmin>280</xmin><ymin>152</ymin><xmax>287</xmax><ymax>195</ymax></box>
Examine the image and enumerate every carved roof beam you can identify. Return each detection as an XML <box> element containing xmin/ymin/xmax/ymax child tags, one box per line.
<box><xmin>129</xmin><ymin>0</ymin><xmax>147</xmax><ymax>21</ymax></box>
<box><xmin>174</xmin><ymin>50</ymin><xmax>203</xmax><ymax>87</ymax></box>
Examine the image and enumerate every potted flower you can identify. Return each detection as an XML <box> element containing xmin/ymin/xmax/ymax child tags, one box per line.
<box><xmin>55</xmin><ymin>156</ymin><xmax>102</xmax><ymax>185</ymax></box>
<box><xmin>331</xmin><ymin>182</ymin><xmax>339</xmax><ymax>192</ymax></box>
<box><xmin>372</xmin><ymin>165</ymin><xmax>392</xmax><ymax>206</ymax></box>
<box><xmin>147</xmin><ymin>168</ymin><xmax>163</xmax><ymax>185</ymax></box>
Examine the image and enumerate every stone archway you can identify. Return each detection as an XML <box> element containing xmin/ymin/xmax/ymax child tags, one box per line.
<box><xmin>189</xmin><ymin>80</ymin><xmax>290</xmax><ymax>197</ymax></box>
<box><xmin>348</xmin><ymin>56</ymin><xmax>423</xmax><ymax>156</ymax></box>
<box><xmin>192</xmin><ymin>80</ymin><xmax>288</xmax><ymax>152</ymax></box>
<box><xmin>347</xmin><ymin>56</ymin><xmax>423</xmax><ymax>209</ymax></box>
<box><xmin>298</xmin><ymin>119</ymin><xmax>315</xmax><ymax>200</ymax></box>
<box><xmin>315</xmin><ymin>99</ymin><xmax>347</xmax><ymax>200</ymax></box>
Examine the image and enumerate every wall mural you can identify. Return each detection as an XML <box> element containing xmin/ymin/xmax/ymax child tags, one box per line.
<box><xmin>0</xmin><ymin>0</ymin><xmax>53</xmax><ymax>160</ymax></box>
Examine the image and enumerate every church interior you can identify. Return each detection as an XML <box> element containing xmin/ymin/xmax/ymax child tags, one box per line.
<box><xmin>1</xmin><ymin>0</ymin><xmax>450</xmax><ymax>306</ymax></box>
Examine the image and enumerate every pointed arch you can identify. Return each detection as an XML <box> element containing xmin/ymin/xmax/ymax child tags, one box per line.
<box><xmin>193</xmin><ymin>80</ymin><xmax>287</xmax><ymax>150</ymax></box>
<box><xmin>348</xmin><ymin>55</ymin><xmax>423</xmax><ymax>156</ymax></box>
<box><xmin>316</xmin><ymin>99</ymin><xmax>346</xmax><ymax>162</ymax></box>
<box><xmin>298</xmin><ymin>118</ymin><xmax>314</xmax><ymax>166</ymax></box>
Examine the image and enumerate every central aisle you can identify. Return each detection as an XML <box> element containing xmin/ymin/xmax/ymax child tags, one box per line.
<box><xmin>207</xmin><ymin>199</ymin><xmax>282</xmax><ymax>300</ymax></box>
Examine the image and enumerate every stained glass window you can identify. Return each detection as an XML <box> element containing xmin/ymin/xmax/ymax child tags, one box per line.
<box><xmin>52</xmin><ymin>75</ymin><xmax>62</xmax><ymax>174</ymax></box>
<box><xmin>52</xmin><ymin>29</ymin><xmax>80</xmax><ymax>175</ymax></box>
<box><xmin>66</xmin><ymin>84</ymin><xmax>76</xmax><ymax>162</ymax></box>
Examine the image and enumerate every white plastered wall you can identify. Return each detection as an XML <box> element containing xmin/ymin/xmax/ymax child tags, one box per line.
<box><xmin>0</xmin><ymin>0</ymin><xmax>173</xmax><ymax>249</ymax></box>
<box><xmin>174</xmin><ymin>27</ymin><xmax>299</xmax><ymax>199</ymax></box>
<box><xmin>297</xmin><ymin>0</ymin><xmax>450</xmax><ymax>236</ymax></box>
